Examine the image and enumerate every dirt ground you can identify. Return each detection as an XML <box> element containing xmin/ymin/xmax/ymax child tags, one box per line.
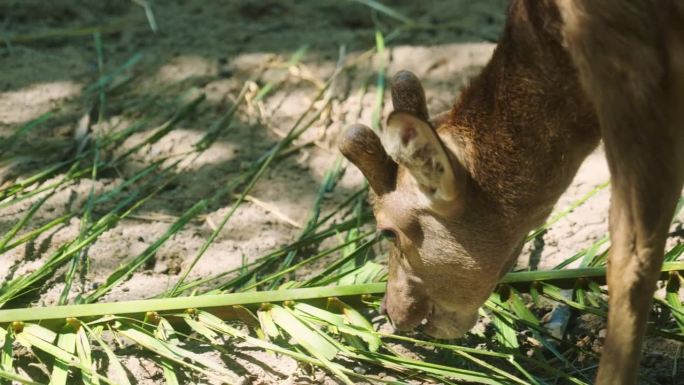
<box><xmin>1</xmin><ymin>1</ymin><xmax>682</xmax><ymax>384</ymax></box>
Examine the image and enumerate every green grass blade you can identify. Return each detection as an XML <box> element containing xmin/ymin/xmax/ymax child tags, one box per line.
<box><xmin>356</xmin><ymin>350</ymin><xmax>506</xmax><ymax>385</ymax></box>
<box><xmin>666</xmin><ymin>272</ymin><xmax>684</xmax><ymax>333</ymax></box>
<box><xmin>196</xmin><ymin>310</ymin><xmax>374</xmax><ymax>382</ymax></box>
<box><xmin>132</xmin><ymin>0</ymin><xmax>158</xmax><ymax>32</ymax></box>
<box><xmin>22</xmin><ymin>324</ymin><xmax>56</xmax><ymax>343</ymax></box>
<box><xmin>0</xmin><ymin>326</ymin><xmax>14</xmax><ymax>385</ymax></box>
<box><xmin>350</xmin><ymin>0</ymin><xmax>414</xmax><ymax>25</ymax></box>
<box><xmin>502</xmin><ymin>261</ymin><xmax>684</xmax><ymax>287</ymax></box>
<box><xmin>0</xmin><ymin>214</ymin><xmax>71</xmax><ymax>255</ymax></box>
<box><xmin>16</xmin><ymin>330</ymin><xmax>75</xmax><ymax>366</ymax></box>
<box><xmin>155</xmin><ymin>318</ymin><xmax>181</xmax><ymax>385</ymax></box>
<box><xmin>489</xmin><ymin>294</ymin><xmax>520</xmax><ymax>349</ymax></box>
<box><xmin>0</xmin><ymin>112</ymin><xmax>52</xmax><ymax>155</ymax></box>
<box><xmin>551</xmin><ymin>236</ymin><xmax>608</xmax><ymax>270</ymax></box>
<box><xmin>117</xmin><ymin>324</ymin><xmax>237</xmax><ymax>383</ymax></box>
<box><xmin>456</xmin><ymin>350</ymin><xmax>537</xmax><ymax>385</ymax></box>
<box><xmin>82</xmin><ymin>324</ymin><xmax>131</xmax><ymax>385</ymax></box>
<box><xmin>270</xmin><ymin>305</ymin><xmax>353</xmax><ymax>384</ymax></box>
<box><xmin>257</xmin><ymin>308</ymin><xmax>280</xmax><ymax>340</ymax></box>
<box><xmin>665</xmin><ymin>242</ymin><xmax>684</xmax><ymax>262</ymax></box>
<box><xmin>83</xmin><ymin>200</ymin><xmax>207</xmax><ymax>303</ymax></box>
<box><xmin>146</xmin><ymin>95</ymin><xmax>205</xmax><ymax>145</ymax></box>
<box><xmin>329</xmin><ymin>298</ymin><xmax>381</xmax><ymax>352</ymax></box>
<box><xmin>270</xmin><ymin>305</ymin><xmax>338</xmax><ymax>361</ymax></box>
<box><xmin>0</xmin><ymin>369</ymin><xmax>42</xmax><ymax>385</ymax></box>
<box><xmin>183</xmin><ymin>315</ymin><xmax>220</xmax><ymax>344</ymax></box>
<box><xmin>84</xmin><ymin>53</ymin><xmax>143</xmax><ymax>94</ymax></box>
<box><xmin>527</xmin><ymin>181</ymin><xmax>609</xmax><ymax>242</ymax></box>
<box><xmin>241</xmin><ymin>233</ymin><xmax>373</xmax><ymax>291</ymax></box>
<box><xmin>371</xmin><ymin>29</ymin><xmax>386</xmax><ymax>131</ymax></box>
<box><xmin>0</xmin><ymin>284</ymin><xmax>386</xmax><ymax>323</ymax></box>
<box><xmin>75</xmin><ymin>325</ymin><xmax>99</xmax><ymax>385</ymax></box>
<box><xmin>50</xmin><ymin>323</ymin><xmax>77</xmax><ymax>385</ymax></box>
<box><xmin>303</xmin><ymin>239</ymin><xmax>377</xmax><ymax>287</ymax></box>
<box><xmin>172</xmin><ymin>61</ymin><xmax>353</xmax><ymax>295</ymax></box>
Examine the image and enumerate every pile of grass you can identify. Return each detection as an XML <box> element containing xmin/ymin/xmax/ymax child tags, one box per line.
<box><xmin>0</xmin><ymin>2</ymin><xmax>682</xmax><ymax>385</ymax></box>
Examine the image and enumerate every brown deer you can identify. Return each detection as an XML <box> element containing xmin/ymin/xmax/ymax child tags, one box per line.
<box><xmin>339</xmin><ymin>1</ymin><xmax>684</xmax><ymax>384</ymax></box>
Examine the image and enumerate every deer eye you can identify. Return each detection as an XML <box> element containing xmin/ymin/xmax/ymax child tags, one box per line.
<box><xmin>378</xmin><ymin>228</ymin><xmax>398</xmax><ymax>243</ymax></box>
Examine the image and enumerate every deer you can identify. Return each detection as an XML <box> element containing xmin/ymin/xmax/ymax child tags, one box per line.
<box><xmin>339</xmin><ymin>1</ymin><xmax>684</xmax><ymax>384</ymax></box>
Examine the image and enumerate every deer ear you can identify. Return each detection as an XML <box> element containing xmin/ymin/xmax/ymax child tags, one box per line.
<box><xmin>382</xmin><ymin>111</ymin><xmax>462</xmax><ymax>202</ymax></box>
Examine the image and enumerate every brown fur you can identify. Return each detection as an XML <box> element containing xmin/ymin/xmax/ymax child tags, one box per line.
<box><xmin>340</xmin><ymin>0</ymin><xmax>684</xmax><ymax>383</ymax></box>
<box><xmin>558</xmin><ymin>2</ymin><xmax>684</xmax><ymax>384</ymax></box>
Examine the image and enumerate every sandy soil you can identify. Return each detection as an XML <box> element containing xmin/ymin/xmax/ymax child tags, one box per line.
<box><xmin>1</xmin><ymin>1</ymin><xmax>682</xmax><ymax>384</ymax></box>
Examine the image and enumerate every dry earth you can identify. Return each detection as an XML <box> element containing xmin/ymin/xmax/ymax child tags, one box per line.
<box><xmin>1</xmin><ymin>0</ymin><xmax>682</xmax><ymax>384</ymax></box>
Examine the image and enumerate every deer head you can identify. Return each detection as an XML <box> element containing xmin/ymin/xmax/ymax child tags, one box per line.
<box><xmin>340</xmin><ymin>71</ymin><xmax>524</xmax><ymax>338</ymax></box>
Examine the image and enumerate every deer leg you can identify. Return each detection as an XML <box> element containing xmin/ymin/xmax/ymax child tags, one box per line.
<box><xmin>557</xmin><ymin>2</ymin><xmax>684</xmax><ymax>383</ymax></box>
<box><xmin>595</xmin><ymin>75</ymin><xmax>683</xmax><ymax>385</ymax></box>
<box><xmin>597</xmin><ymin>159</ymin><xmax>681</xmax><ymax>385</ymax></box>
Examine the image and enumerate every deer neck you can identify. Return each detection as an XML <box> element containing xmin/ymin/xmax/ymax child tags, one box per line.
<box><xmin>443</xmin><ymin>0</ymin><xmax>601</xmax><ymax>232</ymax></box>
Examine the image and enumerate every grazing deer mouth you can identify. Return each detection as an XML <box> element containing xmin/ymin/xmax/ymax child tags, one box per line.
<box><xmin>381</xmin><ymin>296</ymin><xmax>477</xmax><ymax>339</ymax></box>
<box><xmin>422</xmin><ymin>304</ymin><xmax>435</xmax><ymax>325</ymax></box>
<box><xmin>380</xmin><ymin>293</ymin><xmax>432</xmax><ymax>331</ymax></box>
<box><xmin>420</xmin><ymin>304</ymin><xmax>479</xmax><ymax>339</ymax></box>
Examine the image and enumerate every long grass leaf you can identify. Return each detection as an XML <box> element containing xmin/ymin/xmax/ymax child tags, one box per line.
<box><xmin>329</xmin><ymin>297</ymin><xmax>380</xmax><ymax>352</ymax></box>
<box><xmin>489</xmin><ymin>294</ymin><xmax>520</xmax><ymax>349</ymax></box>
<box><xmin>196</xmin><ymin>311</ymin><xmax>378</xmax><ymax>382</ymax></box>
<box><xmin>0</xmin><ymin>369</ymin><xmax>42</xmax><ymax>385</ymax></box>
<box><xmin>270</xmin><ymin>305</ymin><xmax>338</xmax><ymax>361</ymax></box>
<box><xmin>371</xmin><ymin>29</ymin><xmax>386</xmax><ymax>131</ymax></box>
<box><xmin>155</xmin><ymin>319</ymin><xmax>181</xmax><ymax>385</ymax></box>
<box><xmin>666</xmin><ymin>272</ymin><xmax>684</xmax><ymax>333</ymax></box>
<box><xmin>357</xmin><ymin>350</ymin><xmax>506</xmax><ymax>385</ymax></box>
<box><xmin>116</xmin><ymin>325</ymin><xmax>236</xmax><ymax>383</ymax></box>
<box><xmin>50</xmin><ymin>323</ymin><xmax>77</xmax><ymax>385</ymax></box>
<box><xmin>82</xmin><ymin>324</ymin><xmax>131</xmax><ymax>385</ymax></box>
<box><xmin>0</xmin><ymin>327</ymin><xmax>13</xmax><ymax>385</ymax></box>
<box><xmin>350</xmin><ymin>0</ymin><xmax>414</xmax><ymax>25</ymax></box>
<box><xmin>84</xmin><ymin>200</ymin><xmax>207</xmax><ymax>303</ymax></box>
<box><xmin>527</xmin><ymin>181</ymin><xmax>609</xmax><ymax>241</ymax></box>
<box><xmin>15</xmin><ymin>332</ymin><xmax>77</xmax><ymax>367</ymax></box>
<box><xmin>75</xmin><ymin>326</ymin><xmax>99</xmax><ymax>385</ymax></box>
<box><xmin>257</xmin><ymin>308</ymin><xmax>280</xmax><ymax>340</ymax></box>
<box><xmin>0</xmin><ymin>112</ymin><xmax>52</xmax><ymax>155</ymax></box>
<box><xmin>272</xmin><ymin>305</ymin><xmax>353</xmax><ymax>384</ymax></box>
